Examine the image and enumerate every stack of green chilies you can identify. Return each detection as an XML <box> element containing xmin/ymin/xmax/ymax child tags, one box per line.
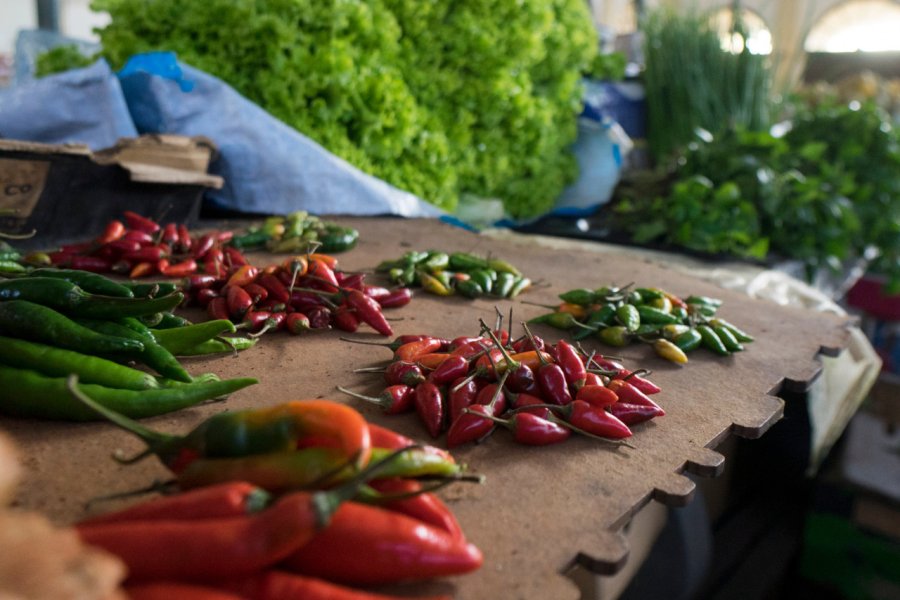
<box><xmin>0</xmin><ymin>268</ymin><xmax>257</xmax><ymax>421</ymax></box>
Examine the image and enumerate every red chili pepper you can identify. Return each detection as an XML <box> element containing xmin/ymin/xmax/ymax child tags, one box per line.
<box><xmin>126</xmin><ymin>581</ymin><xmax>244</xmax><ymax>600</ymax></box>
<box><xmin>506</xmin><ymin>362</ymin><xmax>540</xmax><ymax>395</ymax></box>
<box><xmin>448</xmin><ymin>335</ymin><xmax>486</xmax><ymax>351</ymax></box>
<box><xmin>257</xmin><ymin>273</ymin><xmax>291</xmax><ymax>303</ymax></box>
<box><xmin>512</xmin><ymin>334</ymin><xmax>545</xmax><ymax>353</ymax></box>
<box><xmin>242</xmin><ymin>282</ymin><xmax>269</xmax><ymax>304</ymax></box>
<box><xmin>216</xmin><ymin>230</ymin><xmax>234</xmax><ymax>244</ymax></box>
<box><xmin>58</xmin><ymin>241</ymin><xmax>96</xmax><ymax>254</ymax></box>
<box><xmin>69</xmin><ymin>255</ymin><xmax>112</xmax><ymax>273</ymax></box>
<box><xmin>362</xmin><ymin>285</ymin><xmax>391</xmax><ymax>300</ymax></box>
<box><xmin>48</xmin><ymin>251</ymin><xmax>72</xmax><ymax>266</ymax></box>
<box><xmin>226</xmin><ymin>285</ymin><xmax>254</xmax><ymax>319</ymax></box>
<box><xmin>161</xmin><ymin>258</ymin><xmax>198</xmax><ymax>278</ymax></box>
<box><xmin>176</xmin><ymin>224</ymin><xmax>193</xmax><ymax>254</ymax></box>
<box><xmin>227</xmin><ymin>265</ymin><xmax>258</xmax><ymax>288</ymax></box>
<box><xmin>243</xmin><ymin>310</ymin><xmax>274</xmax><ymax>334</ymax></box>
<box><xmin>77</xmin><ymin>492</ymin><xmax>328</xmax><ymax>581</ymax></box>
<box><xmin>223</xmin><ymin>246</ymin><xmax>248</xmax><ymax>267</ymax></box>
<box><xmin>123</xmin><ymin>229</ymin><xmax>155</xmax><ymax>246</ymax></box>
<box><xmin>332</xmin><ymin>305</ymin><xmax>360</xmax><ymax>332</ymax></box>
<box><xmin>576</xmin><ymin>384</ymin><xmax>619</xmax><ymax>408</ymax></box>
<box><xmin>336</xmin><ymin>272</ymin><xmax>365</xmax><ymax>290</ymax></box>
<box><xmin>395</xmin><ymin>338</ymin><xmax>444</xmax><ymax>362</ymax></box>
<box><xmin>345</xmin><ymin>289</ymin><xmax>392</xmax><ymax>336</ymax></box>
<box><xmin>194</xmin><ymin>288</ymin><xmax>219</xmax><ymax>309</ymax></box>
<box><xmin>105</xmin><ymin>239</ymin><xmax>142</xmax><ymax>255</ymax></box>
<box><xmin>192</xmin><ymin>233</ymin><xmax>216</xmax><ymax>258</ymax></box>
<box><xmin>207</xmin><ymin>296</ymin><xmax>230</xmax><ymax>321</ymax></box>
<box><xmin>537</xmin><ymin>362</ymin><xmax>573</xmax><ymax>406</ymax></box>
<box><xmin>553</xmin><ymin>400</ymin><xmax>632</xmax><ymax>439</ymax></box>
<box><xmin>414</xmin><ymin>381</ymin><xmax>444</xmax><ymax>438</ymax></box>
<box><xmin>204</xmin><ymin>248</ymin><xmax>226</xmax><ymax>277</ymax></box>
<box><xmin>496</xmin><ymin>411</ymin><xmax>572</xmax><ymax>446</ymax></box>
<box><xmin>445</xmin><ymin>371</ymin><xmax>509</xmax><ymax>448</ymax></box>
<box><xmin>124</xmin><ymin>246</ymin><xmax>168</xmax><ymax>263</ymax></box>
<box><xmin>285</xmin><ymin>312</ymin><xmax>311</xmax><ymax>335</ymax></box>
<box><xmin>280</xmin><ymin>501</ymin><xmax>483</xmax><ymax>586</ymax></box>
<box><xmin>78</xmin><ymin>482</ymin><xmax>270</xmax><ymax>526</ymax></box>
<box><xmin>95</xmin><ymin>219</ymin><xmax>126</xmax><ymax>244</ymax></box>
<box><xmin>428</xmin><ymin>355</ymin><xmax>469</xmax><ymax>386</ymax></box>
<box><xmin>554</xmin><ymin>339</ymin><xmax>587</xmax><ymax>389</ymax></box>
<box><xmin>607</xmin><ymin>402</ymin><xmax>665</xmax><ymax>425</ymax></box>
<box><xmin>307</xmin><ymin>259</ymin><xmax>340</xmax><ymax>293</ymax></box>
<box><xmin>447</xmin><ymin>376</ymin><xmax>478</xmax><ymax>423</ymax></box>
<box><xmin>613</xmin><ymin>370</ymin><xmax>662</xmax><ymax>395</ymax></box>
<box><xmin>223</xmin><ymin>570</ymin><xmax>453</xmax><ymax>600</ymax></box>
<box><xmin>383</xmin><ymin>361</ymin><xmax>426</xmax><ymax>387</ymax></box>
<box><xmin>290</xmin><ymin>290</ymin><xmax>326</xmax><ymax>313</ymax></box>
<box><xmin>368</xmin><ymin>478</ymin><xmax>464</xmax><ymax>541</ymax></box>
<box><xmin>161</xmin><ymin>222</ymin><xmax>179</xmax><ymax>246</ymax></box>
<box><xmin>583</xmin><ymin>372</ymin><xmax>605</xmax><ymax>387</ymax></box>
<box><xmin>376</xmin><ymin>287</ymin><xmax>413</xmax><ymax>309</ymax></box>
<box><xmin>337</xmin><ymin>384</ymin><xmax>415</xmax><ymax>415</ymax></box>
<box><xmin>606</xmin><ymin>379</ymin><xmax>664</xmax><ymax>412</ymax></box>
<box><xmin>123</xmin><ymin>210</ymin><xmax>161</xmax><ymax>234</ymax></box>
<box><xmin>507</xmin><ymin>391</ymin><xmax>551</xmax><ymax>417</ymax></box>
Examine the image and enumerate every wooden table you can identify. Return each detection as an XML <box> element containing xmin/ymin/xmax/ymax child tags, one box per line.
<box><xmin>2</xmin><ymin>218</ymin><xmax>853</xmax><ymax>599</ymax></box>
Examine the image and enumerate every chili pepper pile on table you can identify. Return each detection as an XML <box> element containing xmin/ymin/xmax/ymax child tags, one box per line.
<box><xmin>375</xmin><ymin>249</ymin><xmax>532</xmax><ymax>299</ymax></box>
<box><xmin>0</xmin><ymin>268</ymin><xmax>257</xmax><ymax>421</ymax></box>
<box><xmin>341</xmin><ymin>315</ymin><xmax>664</xmax><ymax>448</ymax></box>
<box><xmin>229</xmin><ymin>211</ymin><xmax>360</xmax><ymax>254</ymax></box>
<box><xmin>181</xmin><ymin>252</ymin><xmax>410</xmax><ymax>337</ymax></box>
<box><xmin>69</xmin><ymin>381</ymin><xmax>482</xmax><ymax>599</ymax></box>
<box><xmin>529</xmin><ymin>284</ymin><xmax>754</xmax><ymax>364</ymax></box>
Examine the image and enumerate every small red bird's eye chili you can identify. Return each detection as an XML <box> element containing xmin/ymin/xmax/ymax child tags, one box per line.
<box><xmin>336</xmin><ymin>272</ymin><xmax>365</xmax><ymax>290</ymax></box>
<box><xmin>69</xmin><ymin>255</ymin><xmax>112</xmax><ymax>273</ymax></box>
<box><xmin>192</xmin><ymin>233</ymin><xmax>216</xmax><ymax>259</ymax></box>
<box><xmin>242</xmin><ymin>282</ymin><xmax>269</xmax><ymax>304</ymax></box>
<box><xmin>285</xmin><ymin>312</ymin><xmax>311</xmax><ymax>335</ymax></box>
<box><xmin>383</xmin><ymin>361</ymin><xmax>426</xmax><ymax>387</ymax></box>
<box><xmin>575</xmin><ymin>384</ymin><xmax>619</xmax><ymax>408</ymax></box>
<box><xmin>609</xmin><ymin>369</ymin><xmax>661</xmax><ymax>395</ymax></box>
<box><xmin>395</xmin><ymin>338</ymin><xmax>444</xmax><ymax>362</ymax></box>
<box><xmin>337</xmin><ymin>384</ymin><xmax>415</xmax><ymax>415</ymax></box>
<box><xmin>447</xmin><ymin>376</ymin><xmax>478</xmax><ymax>423</ymax></box>
<box><xmin>551</xmin><ymin>400</ymin><xmax>633</xmax><ymax>439</ymax></box>
<box><xmin>95</xmin><ymin>219</ymin><xmax>126</xmax><ymax>245</ymax></box>
<box><xmin>160</xmin><ymin>258</ymin><xmax>198</xmax><ymax>278</ymax></box>
<box><xmin>105</xmin><ymin>239</ymin><xmax>141</xmax><ymax>255</ymax></box>
<box><xmin>445</xmin><ymin>371</ymin><xmax>509</xmax><ymax>448</ymax></box>
<box><xmin>226</xmin><ymin>285</ymin><xmax>253</xmax><ymax>320</ymax></box>
<box><xmin>207</xmin><ymin>297</ymin><xmax>230</xmax><ymax>321</ymax></box>
<box><xmin>416</xmin><ymin>352</ymin><xmax>452</xmax><ymax>371</ymax></box>
<box><xmin>582</xmin><ymin>372</ymin><xmax>605</xmax><ymax>387</ymax></box>
<box><xmin>506</xmin><ymin>361</ymin><xmax>540</xmax><ymax>395</ymax></box>
<box><xmin>555</xmin><ymin>339</ymin><xmax>586</xmax><ymax>389</ymax></box>
<box><xmin>606</xmin><ymin>379</ymin><xmax>664</xmax><ymax>412</ymax></box>
<box><xmin>607</xmin><ymin>401</ymin><xmax>665</xmax><ymax>425</ymax></box>
<box><xmin>257</xmin><ymin>273</ymin><xmax>291</xmax><ymax>303</ymax></box>
<box><xmin>414</xmin><ymin>381</ymin><xmax>445</xmax><ymax>438</ymax></box>
<box><xmin>307</xmin><ymin>259</ymin><xmax>340</xmax><ymax>292</ymax></box>
<box><xmin>123</xmin><ymin>210</ymin><xmax>161</xmax><ymax>234</ymax></box>
<box><xmin>376</xmin><ymin>287</ymin><xmax>413</xmax><ymax>309</ymax></box>
<box><xmin>176</xmin><ymin>224</ymin><xmax>192</xmax><ymax>253</ymax></box>
<box><xmin>535</xmin><ymin>357</ymin><xmax>572</xmax><ymax>406</ymax></box>
<box><xmin>161</xmin><ymin>222</ymin><xmax>179</xmax><ymax>246</ymax></box>
<box><xmin>428</xmin><ymin>354</ymin><xmax>469</xmax><ymax>386</ymax></box>
<box><xmin>194</xmin><ymin>287</ymin><xmax>219</xmax><ymax>309</ymax></box>
<box><xmin>122</xmin><ymin>229</ymin><xmax>155</xmax><ymax>246</ymax></box>
<box><xmin>226</xmin><ymin>265</ymin><xmax>257</xmax><ymax>288</ymax></box>
<box><xmin>345</xmin><ymin>289</ymin><xmax>392</xmax><ymax>336</ymax></box>
<box><xmin>332</xmin><ymin>305</ymin><xmax>360</xmax><ymax>332</ymax></box>
<box><xmin>477</xmin><ymin>411</ymin><xmax>572</xmax><ymax>446</ymax></box>
<box><xmin>506</xmin><ymin>391</ymin><xmax>551</xmax><ymax>418</ymax></box>
<box><xmin>223</xmin><ymin>246</ymin><xmax>248</xmax><ymax>268</ymax></box>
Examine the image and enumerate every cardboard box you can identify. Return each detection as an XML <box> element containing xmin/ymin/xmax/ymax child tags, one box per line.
<box><xmin>0</xmin><ymin>135</ymin><xmax>223</xmax><ymax>249</ymax></box>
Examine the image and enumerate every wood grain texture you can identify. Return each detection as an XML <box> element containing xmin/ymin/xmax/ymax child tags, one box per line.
<box><xmin>1</xmin><ymin>218</ymin><xmax>852</xmax><ymax>600</ymax></box>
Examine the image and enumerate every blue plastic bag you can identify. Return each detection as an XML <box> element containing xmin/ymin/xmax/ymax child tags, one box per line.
<box><xmin>117</xmin><ymin>52</ymin><xmax>443</xmax><ymax>218</ymax></box>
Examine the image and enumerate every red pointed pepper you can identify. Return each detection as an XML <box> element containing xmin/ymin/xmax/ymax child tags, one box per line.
<box><xmin>345</xmin><ymin>289</ymin><xmax>392</xmax><ymax>336</ymax></box>
<box><xmin>414</xmin><ymin>381</ymin><xmax>444</xmax><ymax>438</ymax></box>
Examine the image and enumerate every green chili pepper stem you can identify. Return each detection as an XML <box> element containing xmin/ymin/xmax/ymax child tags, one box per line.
<box><xmin>0</xmin><ymin>335</ymin><xmax>159</xmax><ymax>391</ymax></box>
<box><xmin>78</xmin><ymin>318</ymin><xmax>192</xmax><ymax>383</ymax></box>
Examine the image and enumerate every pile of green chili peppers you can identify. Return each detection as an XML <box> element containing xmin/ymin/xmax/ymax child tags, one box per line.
<box><xmin>529</xmin><ymin>284</ymin><xmax>754</xmax><ymax>364</ymax></box>
<box><xmin>229</xmin><ymin>211</ymin><xmax>359</xmax><ymax>254</ymax></box>
<box><xmin>0</xmin><ymin>267</ymin><xmax>258</xmax><ymax>421</ymax></box>
<box><xmin>375</xmin><ymin>250</ymin><xmax>531</xmax><ymax>299</ymax></box>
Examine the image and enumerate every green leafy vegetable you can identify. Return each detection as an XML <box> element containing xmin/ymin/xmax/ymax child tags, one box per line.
<box><xmin>89</xmin><ymin>0</ymin><xmax>597</xmax><ymax>219</ymax></box>
<box><xmin>35</xmin><ymin>45</ymin><xmax>96</xmax><ymax>77</ymax></box>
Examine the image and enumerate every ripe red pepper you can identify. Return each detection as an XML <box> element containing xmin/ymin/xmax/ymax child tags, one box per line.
<box><xmin>226</xmin><ymin>285</ymin><xmax>254</xmax><ymax>319</ymax></box>
<box><xmin>445</xmin><ymin>372</ymin><xmax>508</xmax><ymax>448</ymax></box>
<box><xmin>106</xmin><ymin>239</ymin><xmax>142</xmax><ymax>255</ymax></box>
<box><xmin>362</xmin><ymin>285</ymin><xmax>391</xmax><ymax>300</ymax></box>
<box><xmin>613</xmin><ymin>370</ymin><xmax>662</xmax><ymax>395</ymax></box>
<box><xmin>607</xmin><ymin>402</ymin><xmax>665</xmax><ymax>425</ymax></box>
<box><xmin>257</xmin><ymin>273</ymin><xmax>291</xmax><ymax>303</ymax></box>
<box><xmin>123</xmin><ymin>229</ymin><xmax>155</xmax><ymax>246</ymax></box>
<box><xmin>395</xmin><ymin>338</ymin><xmax>444</xmax><ymax>362</ymax></box>
<box><xmin>285</xmin><ymin>312</ymin><xmax>311</xmax><ymax>335</ymax></box>
<box><xmin>555</xmin><ymin>339</ymin><xmax>587</xmax><ymax>389</ymax></box>
<box><xmin>554</xmin><ymin>400</ymin><xmax>632</xmax><ymax>439</ymax></box>
<box><xmin>504</xmin><ymin>412</ymin><xmax>572</xmax><ymax>445</ymax></box>
<box><xmin>223</xmin><ymin>246</ymin><xmax>248</xmax><ymax>267</ymax></box>
<box><xmin>69</xmin><ymin>255</ymin><xmax>112</xmax><ymax>273</ymax></box>
<box><xmin>376</xmin><ymin>287</ymin><xmax>413</xmax><ymax>309</ymax></box>
<box><xmin>332</xmin><ymin>306</ymin><xmax>360</xmax><ymax>332</ymax></box>
<box><xmin>161</xmin><ymin>222</ymin><xmax>179</xmax><ymax>246</ymax></box>
<box><xmin>129</xmin><ymin>261</ymin><xmax>157</xmax><ymax>279</ymax></box>
<box><xmin>227</xmin><ymin>265</ymin><xmax>258</xmax><ymax>288</ymax></box>
<box><xmin>507</xmin><ymin>391</ymin><xmax>551</xmax><ymax>417</ymax></box>
<box><xmin>414</xmin><ymin>381</ymin><xmax>445</xmax><ymax>438</ymax></box>
<box><xmin>606</xmin><ymin>379</ymin><xmax>664</xmax><ymax>412</ymax></box>
<box><xmin>124</xmin><ymin>245</ymin><xmax>168</xmax><ymax>263</ymax></box>
<box><xmin>95</xmin><ymin>219</ymin><xmax>126</xmax><ymax>244</ymax></box>
<box><xmin>192</xmin><ymin>233</ymin><xmax>216</xmax><ymax>259</ymax></box>
<box><xmin>368</xmin><ymin>478</ymin><xmax>464</xmax><ymax>541</ymax></box>
<box><xmin>126</xmin><ymin>581</ymin><xmax>243</xmax><ymax>600</ymax></box>
<box><xmin>427</xmin><ymin>355</ymin><xmax>469</xmax><ymax>386</ymax></box>
<box><xmin>305</xmin><ymin>306</ymin><xmax>333</xmax><ymax>329</ymax></box>
<box><xmin>337</xmin><ymin>384</ymin><xmax>414</xmax><ymax>415</ymax></box>
<box><xmin>161</xmin><ymin>258</ymin><xmax>198</xmax><ymax>278</ymax></box>
<box><xmin>506</xmin><ymin>362</ymin><xmax>540</xmax><ymax>395</ymax></box>
<box><xmin>447</xmin><ymin>376</ymin><xmax>478</xmax><ymax>423</ymax></box>
<box><xmin>336</xmin><ymin>272</ymin><xmax>365</xmax><ymax>290</ymax></box>
<box><xmin>207</xmin><ymin>296</ymin><xmax>230</xmax><ymax>321</ymax></box>
<box><xmin>243</xmin><ymin>282</ymin><xmax>269</xmax><ymax>304</ymax></box>
<box><xmin>307</xmin><ymin>259</ymin><xmax>340</xmax><ymax>293</ymax></box>
<box><xmin>383</xmin><ymin>361</ymin><xmax>426</xmax><ymax>387</ymax></box>
<box><xmin>536</xmin><ymin>362</ymin><xmax>573</xmax><ymax>406</ymax></box>
<box><xmin>281</xmin><ymin>500</ymin><xmax>483</xmax><ymax>585</ymax></box>
<box><xmin>123</xmin><ymin>210</ymin><xmax>161</xmax><ymax>234</ymax></box>
<box><xmin>575</xmin><ymin>384</ymin><xmax>619</xmax><ymax>408</ymax></box>
<box><xmin>194</xmin><ymin>288</ymin><xmax>219</xmax><ymax>309</ymax></box>
<box><xmin>176</xmin><ymin>224</ymin><xmax>192</xmax><ymax>254</ymax></box>
<box><xmin>345</xmin><ymin>289</ymin><xmax>392</xmax><ymax>336</ymax></box>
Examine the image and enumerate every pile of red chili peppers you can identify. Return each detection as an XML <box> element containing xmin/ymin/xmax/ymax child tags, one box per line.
<box><xmin>70</xmin><ymin>381</ymin><xmax>482</xmax><ymax>600</ymax></box>
<box><xmin>341</xmin><ymin>315</ymin><xmax>665</xmax><ymax>448</ymax></box>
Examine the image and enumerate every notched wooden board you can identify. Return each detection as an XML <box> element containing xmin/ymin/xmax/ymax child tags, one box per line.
<box><xmin>1</xmin><ymin>218</ymin><xmax>852</xmax><ymax>600</ymax></box>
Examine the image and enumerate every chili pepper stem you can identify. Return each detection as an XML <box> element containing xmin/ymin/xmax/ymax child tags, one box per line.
<box><xmin>84</xmin><ymin>478</ymin><xmax>177</xmax><ymax>510</ymax></box>
<box><xmin>339</xmin><ymin>337</ymin><xmax>394</xmax><ymax>348</ymax></box>
<box><xmin>478</xmin><ymin>318</ymin><xmax>520</xmax><ymax>372</ymax></box>
<box><xmin>521</xmin><ymin>323</ymin><xmax>549</xmax><ymax>366</ymax></box>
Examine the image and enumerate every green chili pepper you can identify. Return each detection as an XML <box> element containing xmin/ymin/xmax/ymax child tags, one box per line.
<box><xmin>494</xmin><ymin>271</ymin><xmax>516</xmax><ymax>298</ymax></box>
<box><xmin>573</xmin><ymin>305</ymin><xmax>616</xmax><ymax>340</ymax></box>
<box><xmin>597</xmin><ymin>325</ymin><xmax>631</xmax><ymax>347</ymax></box>
<box><xmin>123</xmin><ymin>281</ymin><xmax>179</xmax><ymax>298</ymax></box>
<box><xmin>0</xmin><ymin>300</ymin><xmax>143</xmax><ymax>355</ymax></box>
<box><xmin>713</xmin><ymin>325</ymin><xmax>744</xmax><ymax>352</ymax></box>
<box><xmin>377</xmin><ymin>259</ymin><xmax>402</xmax><ymax>273</ymax></box>
<box><xmin>0</xmin><ymin>261</ymin><xmax>26</xmax><ymax>274</ymax></box>
<box><xmin>422</xmin><ymin>251</ymin><xmax>450</xmax><ymax>271</ymax></box>
<box><xmin>0</xmin><ymin>366</ymin><xmax>256</xmax><ymax>421</ymax></box>
<box><xmin>529</xmin><ymin>311</ymin><xmax>582</xmax><ymax>330</ymax></box>
<box><xmin>402</xmin><ymin>250</ymin><xmax>430</xmax><ymax>267</ymax></box>
<box><xmin>388</xmin><ymin>267</ymin><xmax>405</xmax><ymax>282</ymax></box>
<box><xmin>661</xmin><ymin>323</ymin><xmax>691</xmax><ymax>340</ymax></box>
<box><xmin>558</xmin><ymin>288</ymin><xmax>597</xmax><ymax>306</ymax></box>
<box><xmin>674</xmin><ymin>328</ymin><xmax>703</xmax><ymax>352</ymax></box>
<box><xmin>709</xmin><ymin>318</ymin><xmax>754</xmax><ymax>343</ymax></box>
<box><xmin>486</xmin><ymin>258</ymin><xmax>522</xmax><ymax>277</ymax></box>
<box><xmin>697</xmin><ymin>324</ymin><xmax>730</xmax><ymax>356</ymax></box>
<box><xmin>671</xmin><ymin>306</ymin><xmax>689</xmax><ymax>321</ymax></box>
<box><xmin>626</xmin><ymin>290</ymin><xmax>643</xmax><ymax>305</ymax></box>
<box><xmin>168</xmin><ymin>335</ymin><xmax>258</xmax><ymax>357</ymax></box>
<box><xmin>399</xmin><ymin>264</ymin><xmax>417</xmax><ymax>286</ymax></box>
<box><xmin>151</xmin><ymin>319</ymin><xmax>237</xmax><ymax>355</ymax></box>
<box><xmin>508</xmin><ymin>276</ymin><xmax>531</xmax><ymax>298</ymax></box>
<box><xmin>448</xmin><ymin>252</ymin><xmax>489</xmax><ymax>271</ymax></box>
<box><xmin>616</xmin><ymin>304</ymin><xmax>641</xmax><ymax>332</ymax></box>
<box><xmin>636</xmin><ymin>305</ymin><xmax>681</xmax><ymax>325</ymax></box>
<box><xmin>689</xmin><ymin>303</ymin><xmax>719</xmax><ymax>318</ymax></box>
<box><xmin>0</xmin><ymin>278</ymin><xmax>187</xmax><ymax>318</ymax></box>
<box><xmin>229</xmin><ymin>230</ymin><xmax>272</xmax><ymax>250</ymax></box>
<box><xmin>634</xmin><ymin>323</ymin><xmax>663</xmax><ymax>336</ymax></box>
<box><xmin>469</xmin><ymin>269</ymin><xmax>494</xmax><ymax>295</ymax></box>
<box><xmin>318</xmin><ymin>226</ymin><xmax>359</xmax><ymax>253</ymax></box>
<box><xmin>0</xmin><ymin>335</ymin><xmax>159</xmax><ymax>391</ymax></box>
<box><xmin>77</xmin><ymin>318</ymin><xmax>193</xmax><ymax>383</ymax></box>
<box><xmin>153</xmin><ymin>312</ymin><xmax>193</xmax><ymax>330</ymax></box>
<box><xmin>454</xmin><ymin>278</ymin><xmax>484</xmax><ymax>299</ymax></box>
<box><xmin>635</xmin><ymin>287</ymin><xmax>665</xmax><ymax>302</ymax></box>
<box><xmin>686</xmin><ymin>295</ymin><xmax>723</xmax><ymax>308</ymax></box>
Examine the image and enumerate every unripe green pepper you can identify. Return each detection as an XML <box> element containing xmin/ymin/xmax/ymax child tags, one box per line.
<box><xmin>558</xmin><ymin>288</ymin><xmax>597</xmax><ymax>306</ymax></box>
<box><xmin>674</xmin><ymin>328</ymin><xmax>703</xmax><ymax>352</ymax></box>
<box><xmin>636</xmin><ymin>305</ymin><xmax>681</xmax><ymax>325</ymax></box>
<box><xmin>713</xmin><ymin>325</ymin><xmax>744</xmax><ymax>352</ymax></box>
<box><xmin>616</xmin><ymin>304</ymin><xmax>641</xmax><ymax>332</ymax></box>
<box><xmin>710</xmin><ymin>318</ymin><xmax>754</xmax><ymax>342</ymax></box>
<box><xmin>597</xmin><ymin>325</ymin><xmax>630</xmax><ymax>347</ymax></box>
<box><xmin>697</xmin><ymin>324</ymin><xmax>730</xmax><ymax>356</ymax></box>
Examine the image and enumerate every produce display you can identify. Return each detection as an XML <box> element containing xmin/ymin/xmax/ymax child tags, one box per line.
<box><xmin>89</xmin><ymin>0</ymin><xmax>597</xmax><ymax>219</ymax></box>
<box><xmin>69</xmin><ymin>383</ymin><xmax>482</xmax><ymax>597</ymax></box>
<box><xmin>376</xmin><ymin>250</ymin><xmax>531</xmax><ymax>299</ymax></box>
<box><xmin>529</xmin><ymin>284</ymin><xmax>753</xmax><ymax>363</ymax></box>
<box><xmin>0</xmin><ymin>269</ymin><xmax>257</xmax><ymax>420</ymax></box>
<box><xmin>342</xmin><ymin>315</ymin><xmax>664</xmax><ymax>447</ymax></box>
<box><xmin>229</xmin><ymin>212</ymin><xmax>359</xmax><ymax>254</ymax></box>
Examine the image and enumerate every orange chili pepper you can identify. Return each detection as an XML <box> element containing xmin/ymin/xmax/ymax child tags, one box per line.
<box><xmin>308</xmin><ymin>252</ymin><xmax>339</xmax><ymax>270</ymax></box>
<box><xmin>556</xmin><ymin>302</ymin><xmax>588</xmax><ymax>319</ymax></box>
<box><xmin>227</xmin><ymin>264</ymin><xmax>259</xmax><ymax>288</ymax></box>
<box><xmin>416</xmin><ymin>353</ymin><xmax>452</xmax><ymax>370</ymax></box>
<box><xmin>395</xmin><ymin>338</ymin><xmax>444</xmax><ymax>362</ymax></box>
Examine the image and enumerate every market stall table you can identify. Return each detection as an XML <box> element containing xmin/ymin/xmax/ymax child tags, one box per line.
<box><xmin>1</xmin><ymin>217</ymin><xmax>853</xmax><ymax>600</ymax></box>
